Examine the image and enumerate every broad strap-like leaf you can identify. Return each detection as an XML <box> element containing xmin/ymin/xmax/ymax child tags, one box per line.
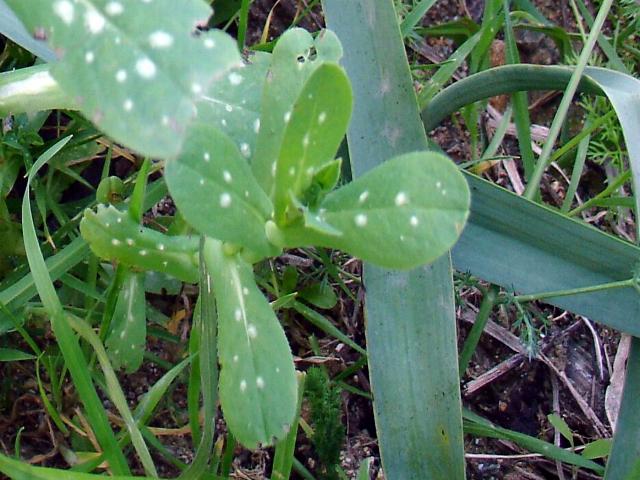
<box><xmin>165</xmin><ymin>123</ymin><xmax>276</xmax><ymax>258</ymax></box>
<box><xmin>270</xmin><ymin>152</ymin><xmax>470</xmax><ymax>269</ymax></box>
<box><xmin>251</xmin><ymin>28</ymin><xmax>343</xmax><ymax>193</ymax></box>
<box><xmin>7</xmin><ymin>0</ymin><xmax>242</xmax><ymax>158</ymax></box>
<box><xmin>80</xmin><ymin>204</ymin><xmax>199</xmax><ymax>283</ymax></box>
<box><xmin>197</xmin><ymin>51</ymin><xmax>271</xmax><ymax>162</ymax></box>
<box><xmin>272</xmin><ymin>63</ymin><xmax>352</xmax><ymax>224</ymax></box>
<box><xmin>206</xmin><ymin>239</ymin><xmax>297</xmax><ymax>449</ymax></box>
<box><xmin>105</xmin><ymin>270</ymin><xmax>146</xmax><ymax>373</ymax></box>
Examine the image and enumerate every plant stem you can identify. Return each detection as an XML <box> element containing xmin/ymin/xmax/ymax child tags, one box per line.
<box><xmin>459</xmin><ymin>285</ymin><xmax>498</xmax><ymax>377</ymax></box>
<box><xmin>523</xmin><ymin>0</ymin><xmax>615</xmax><ymax>200</ymax></box>
<box><xmin>512</xmin><ymin>278</ymin><xmax>635</xmax><ymax>303</ymax></box>
<box><xmin>0</xmin><ymin>64</ymin><xmax>76</xmax><ymax>115</ymax></box>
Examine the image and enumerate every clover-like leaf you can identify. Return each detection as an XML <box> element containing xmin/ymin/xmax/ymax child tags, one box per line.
<box><xmin>80</xmin><ymin>204</ymin><xmax>199</xmax><ymax>283</ymax></box>
<box><xmin>8</xmin><ymin>0</ymin><xmax>242</xmax><ymax>158</ymax></box>
<box><xmin>206</xmin><ymin>239</ymin><xmax>297</xmax><ymax>449</ymax></box>
<box><xmin>197</xmin><ymin>51</ymin><xmax>271</xmax><ymax>161</ymax></box>
<box><xmin>268</xmin><ymin>152</ymin><xmax>470</xmax><ymax>269</ymax></box>
<box><xmin>164</xmin><ymin>123</ymin><xmax>276</xmax><ymax>258</ymax></box>
<box><xmin>105</xmin><ymin>270</ymin><xmax>146</xmax><ymax>373</ymax></box>
<box><xmin>252</xmin><ymin>28</ymin><xmax>343</xmax><ymax>193</ymax></box>
<box><xmin>272</xmin><ymin>63</ymin><xmax>352</xmax><ymax>224</ymax></box>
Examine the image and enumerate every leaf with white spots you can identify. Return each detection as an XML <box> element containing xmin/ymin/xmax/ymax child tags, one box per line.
<box><xmin>105</xmin><ymin>270</ymin><xmax>146</xmax><ymax>373</ymax></box>
<box><xmin>272</xmin><ymin>63</ymin><xmax>352</xmax><ymax>224</ymax></box>
<box><xmin>251</xmin><ymin>28</ymin><xmax>343</xmax><ymax>194</ymax></box>
<box><xmin>197</xmin><ymin>51</ymin><xmax>270</xmax><ymax>162</ymax></box>
<box><xmin>271</xmin><ymin>152</ymin><xmax>470</xmax><ymax>269</ymax></box>
<box><xmin>80</xmin><ymin>204</ymin><xmax>199</xmax><ymax>283</ymax></box>
<box><xmin>206</xmin><ymin>240</ymin><xmax>297</xmax><ymax>449</ymax></box>
<box><xmin>7</xmin><ymin>0</ymin><xmax>242</xmax><ymax>158</ymax></box>
<box><xmin>165</xmin><ymin>123</ymin><xmax>277</xmax><ymax>258</ymax></box>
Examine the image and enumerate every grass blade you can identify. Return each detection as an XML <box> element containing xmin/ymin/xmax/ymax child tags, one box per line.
<box><xmin>323</xmin><ymin>1</ymin><xmax>466</xmax><ymax>478</ymax></box>
<box><xmin>454</xmin><ymin>173</ymin><xmax>640</xmax><ymax>336</ymax></box>
<box><xmin>604</xmin><ymin>339</ymin><xmax>640</xmax><ymax>478</ymax></box>
<box><xmin>0</xmin><ymin>0</ymin><xmax>55</xmax><ymax>61</ymax></box>
<box><xmin>21</xmin><ymin>137</ymin><xmax>130</xmax><ymax>474</ymax></box>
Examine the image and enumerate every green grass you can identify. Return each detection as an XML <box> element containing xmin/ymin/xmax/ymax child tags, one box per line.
<box><xmin>1</xmin><ymin>0</ymin><xmax>640</xmax><ymax>478</ymax></box>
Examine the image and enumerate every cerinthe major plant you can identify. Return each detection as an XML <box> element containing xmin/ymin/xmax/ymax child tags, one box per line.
<box><xmin>1</xmin><ymin>0</ymin><xmax>469</xmax><ymax>452</ymax></box>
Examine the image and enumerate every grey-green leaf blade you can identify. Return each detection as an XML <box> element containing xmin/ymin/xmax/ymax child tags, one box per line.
<box><xmin>80</xmin><ymin>204</ymin><xmax>199</xmax><ymax>283</ymax></box>
<box><xmin>276</xmin><ymin>152</ymin><xmax>470</xmax><ymax>269</ymax></box>
<box><xmin>207</xmin><ymin>240</ymin><xmax>297</xmax><ymax>449</ymax></box>
<box><xmin>273</xmin><ymin>63</ymin><xmax>352</xmax><ymax>224</ymax></box>
<box><xmin>165</xmin><ymin>124</ymin><xmax>275</xmax><ymax>257</ymax></box>
<box><xmin>105</xmin><ymin>270</ymin><xmax>146</xmax><ymax>373</ymax></box>
<box><xmin>197</xmin><ymin>51</ymin><xmax>271</xmax><ymax>161</ymax></box>
<box><xmin>252</xmin><ymin>28</ymin><xmax>343</xmax><ymax>193</ymax></box>
<box><xmin>7</xmin><ymin>0</ymin><xmax>242</xmax><ymax>158</ymax></box>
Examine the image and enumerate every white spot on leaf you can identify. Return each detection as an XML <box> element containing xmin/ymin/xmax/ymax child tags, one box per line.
<box><xmin>240</xmin><ymin>143</ymin><xmax>251</xmax><ymax>157</ymax></box>
<box><xmin>111</xmin><ymin>239</ymin><xmax>121</xmax><ymax>246</ymax></box>
<box><xmin>247</xmin><ymin>324</ymin><xmax>257</xmax><ymax>338</ymax></box>
<box><xmin>85</xmin><ymin>51</ymin><xmax>95</xmax><ymax>63</ymax></box>
<box><xmin>220</xmin><ymin>193</ymin><xmax>232</xmax><ymax>208</ymax></box>
<box><xmin>410</xmin><ymin>215</ymin><xmax>419</xmax><ymax>227</ymax></box>
<box><xmin>253</xmin><ymin>118</ymin><xmax>261</xmax><ymax>134</ymax></box>
<box><xmin>240</xmin><ymin>380</ymin><xmax>247</xmax><ymax>392</ymax></box>
<box><xmin>358</xmin><ymin>191</ymin><xmax>369</xmax><ymax>204</ymax></box>
<box><xmin>228</xmin><ymin>72</ymin><xmax>243</xmax><ymax>85</ymax></box>
<box><xmin>123</xmin><ymin>99</ymin><xmax>133</xmax><ymax>111</ymax></box>
<box><xmin>395</xmin><ymin>192</ymin><xmax>409</xmax><ymax>206</ymax></box>
<box><xmin>318</xmin><ymin>111</ymin><xmax>327</xmax><ymax>124</ymax></box>
<box><xmin>116</xmin><ymin>70</ymin><xmax>127</xmax><ymax>83</ymax></box>
<box><xmin>136</xmin><ymin>57</ymin><xmax>157</xmax><ymax>79</ymax></box>
<box><xmin>284</xmin><ymin>111</ymin><xmax>291</xmax><ymax>123</ymax></box>
<box><xmin>53</xmin><ymin>1</ymin><xmax>74</xmax><ymax>25</ymax></box>
<box><xmin>85</xmin><ymin>8</ymin><xmax>106</xmax><ymax>34</ymax></box>
<box><xmin>149</xmin><ymin>31</ymin><xmax>173</xmax><ymax>48</ymax></box>
<box><xmin>355</xmin><ymin>214</ymin><xmax>368</xmax><ymax>227</ymax></box>
<box><xmin>105</xmin><ymin>1</ymin><xmax>124</xmax><ymax>16</ymax></box>
<box><xmin>223</xmin><ymin>170</ymin><xmax>232</xmax><ymax>183</ymax></box>
<box><xmin>256</xmin><ymin>377</ymin><xmax>265</xmax><ymax>389</ymax></box>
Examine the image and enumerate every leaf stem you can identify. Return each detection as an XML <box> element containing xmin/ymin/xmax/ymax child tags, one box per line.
<box><xmin>512</xmin><ymin>277</ymin><xmax>636</xmax><ymax>303</ymax></box>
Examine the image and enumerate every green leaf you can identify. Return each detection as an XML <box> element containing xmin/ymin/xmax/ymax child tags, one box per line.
<box><xmin>0</xmin><ymin>347</ymin><xmax>35</xmax><ymax>362</ymax></box>
<box><xmin>0</xmin><ymin>0</ymin><xmax>55</xmax><ymax>61</ymax></box>
<box><xmin>463</xmin><ymin>410</ymin><xmax>604</xmax><ymax>474</ymax></box>
<box><xmin>197</xmin><ymin>51</ymin><xmax>271</xmax><ymax>161</ymax></box>
<box><xmin>80</xmin><ymin>204</ymin><xmax>199</xmax><ymax>283</ymax></box>
<box><xmin>6</xmin><ymin>0</ymin><xmax>242</xmax><ymax>158</ymax></box>
<box><xmin>252</xmin><ymin>27</ymin><xmax>343</xmax><ymax>193</ymax></box>
<box><xmin>206</xmin><ymin>239</ymin><xmax>297</xmax><ymax>449</ymax></box>
<box><xmin>0</xmin><ymin>453</ymin><xmax>158</xmax><ymax>480</ymax></box>
<box><xmin>165</xmin><ymin>123</ymin><xmax>276</xmax><ymax>258</ymax></box>
<box><xmin>272</xmin><ymin>152</ymin><xmax>470</xmax><ymax>270</ymax></box>
<box><xmin>272</xmin><ymin>63</ymin><xmax>352</xmax><ymax>224</ymax></box>
<box><xmin>105</xmin><ymin>270</ymin><xmax>146</xmax><ymax>373</ymax></box>
<box><xmin>299</xmin><ymin>280</ymin><xmax>337</xmax><ymax>310</ymax></box>
<box><xmin>324</xmin><ymin>1</ymin><xmax>467</xmax><ymax>479</ymax></box>
<box><xmin>582</xmin><ymin>439</ymin><xmax>612</xmax><ymax>460</ymax></box>
<box><xmin>547</xmin><ymin>413</ymin><xmax>574</xmax><ymax>447</ymax></box>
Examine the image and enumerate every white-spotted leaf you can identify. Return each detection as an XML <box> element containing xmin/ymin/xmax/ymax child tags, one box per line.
<box><xmin>80</xmin><ymin>204</ymin><xmax>199</xmax><ymax>283</ymax></box>
<box><xmin>164</xmin><ymin>123</ymin><xmax>276</xmax><ymax>258</ymax></box>
<box><xmin>206</xmin><ymin>240</ymin><xmax>297</xmax><ymax>449</ymax></box>
<box><xmin>273</xmin><ymin>152</ymin><xmax>470</xmax><ymax>269</ymax></box>
<box><xmin>251</xmin><ymin>28</ymin><xmax>343</xmax><ymax>193</ymax></box>
<box><xmin>273</xmin><ymin>63</ymin><xmax>352</xmax><ymax>224</ymax></box>
<box><xmin>106</xmin><ymin>270</ymin><xmax>146</xmax><ymax>373</ymax></box>
<box><xmin>7</xmin><ymin>0</ymin><xmax>242</xmax><ymax>158</ymax></box>
<box><xmin>197</xmin><ymin>51</ymin><xmax>271</xmax><ymax>161</ymax></box>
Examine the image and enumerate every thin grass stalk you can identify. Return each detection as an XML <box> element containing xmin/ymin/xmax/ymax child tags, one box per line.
<box><xmin>524</xmin><ymin>0</ymin><xmax>614</xmax><ymax>199</ymax></box>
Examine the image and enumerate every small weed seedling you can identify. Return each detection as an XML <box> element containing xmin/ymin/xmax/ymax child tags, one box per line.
<box><xmin>8</xmin><ymin>0</ymin><xmax>469</xmax><ymax>449</ymax></box>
